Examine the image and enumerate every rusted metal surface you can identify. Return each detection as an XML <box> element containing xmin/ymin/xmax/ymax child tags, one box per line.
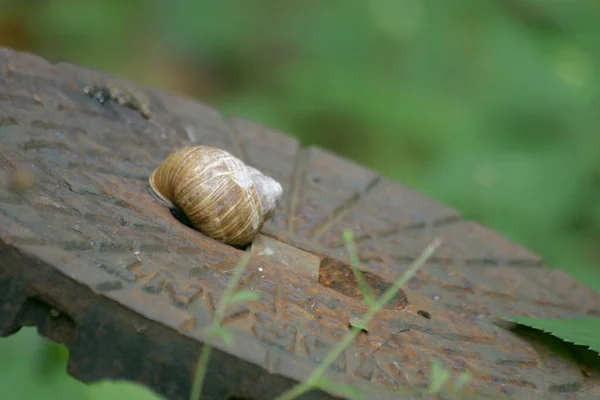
<box><xmin>0</xmin><ymin>47</ymin><xmax>599</xmax><ymax>400</ymax></box>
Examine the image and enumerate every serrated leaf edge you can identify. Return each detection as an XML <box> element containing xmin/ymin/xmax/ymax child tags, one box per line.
<box><xmin>502</xmin><ymin>317</ymin><xmax>600</xmax><ymax>355</ymax></box>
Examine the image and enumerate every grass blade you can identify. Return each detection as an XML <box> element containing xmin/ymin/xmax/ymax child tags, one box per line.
<box><xmin>275</xmin><ymin>237</ymin><xmax>441</xmax><ymax>400</ymax></box>
<box><xmin>190</xmin><ymin>250</ymin><xmax>254</xmax><ymax>400</ymax></box>
<box><xmin>343</xmin><ymin>229</ymin><xmax>375</xmax><ymax>306</ymax></box>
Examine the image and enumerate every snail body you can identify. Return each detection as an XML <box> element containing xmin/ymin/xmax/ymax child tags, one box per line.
<box><xmin>149</xmin><ymin>146</ymin><xmax>282</xmax><ymax>247</ymax></box>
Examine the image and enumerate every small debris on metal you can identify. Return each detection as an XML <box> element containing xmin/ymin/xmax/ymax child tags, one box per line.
<box><xmin>417</xmin><ymin>309</ymin><xmax>432</xmax><ymax>319</ymax></box>
<box><xmin>8</xmin><ymin>168</ymin><xmax>36</xmax><ymax>194</ymax></box>
<box><xmin>83</xmin><ymin>85</ymin><xmax>111</xmax><ymax>104</ymax></box>
<box><xmin>83</xmin><ymin>82</ymin><xmax>152</xmax><ymax>119</ymax></box>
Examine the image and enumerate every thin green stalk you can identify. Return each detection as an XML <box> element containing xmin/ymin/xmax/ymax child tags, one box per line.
<box><xmin>189</xmin><ymin>342</ymin><xmax>215</xmax><ymax>400</ymax></box>
<box><xmin>275</xmin><ymin>238</ymin><xmax>442</xmax><ymax>400</ymax></box>
<box><xmin>343</xmin><ymin>229</ymin><xmax>375</xmax><ymax>307</ymax></box>
<box><xmin>190</xmin><ymin>249</ymin><xmax>254</xmax><ymax>400</ymax></box>
<box><xmin>213</xmin><ymin>250</ymin><xmax>254</xmax><ymax>322</ymax></box>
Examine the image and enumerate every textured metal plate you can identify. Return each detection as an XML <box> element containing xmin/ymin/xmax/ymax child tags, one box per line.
<box><xmin>0</xmin><ymin>47</ymin><xmax>599</xmax><ymax>400</ymax></box>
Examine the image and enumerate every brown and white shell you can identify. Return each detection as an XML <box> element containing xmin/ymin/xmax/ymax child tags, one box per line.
<box><xmin>149</xmin><ymin>146</ymin><xmax>282</xmax><ymax>247</ymax></box>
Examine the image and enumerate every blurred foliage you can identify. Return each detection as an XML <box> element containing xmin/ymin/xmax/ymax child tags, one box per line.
<box><xmin>0</xmin><ymin>327</ymin><xmax>164</xmax><ymax>399</ymax></box>
<box><xmin>1</xmin><ymin>0</ymin><xmax>600</xmax><ymax>397</ymax></box>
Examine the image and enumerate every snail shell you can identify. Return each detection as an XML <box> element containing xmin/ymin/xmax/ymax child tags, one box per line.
<box><xmin>149</xmin><ymin>146</ymin><xmax>283</xmax><ymax>247</ymax></box>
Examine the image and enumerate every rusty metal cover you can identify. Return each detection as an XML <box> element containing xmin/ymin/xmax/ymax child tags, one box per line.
<box><xmin>0</xmin><ymin>47</ymin><xmax>599</xmax><ymax>400</ymax></box>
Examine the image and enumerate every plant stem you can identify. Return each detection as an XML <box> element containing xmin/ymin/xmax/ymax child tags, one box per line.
<box><xmin>189</xmin><ymin>250</ymin><xmax>254</xmax><ymax>400</ymax></box>
<box><xmin>189</xmin><ymin>341</ymin><xmax>214</xmax><ymax>400</ymax></box>
<box><xmin>343</xmin><ymin>229</ymin><xmax>375</xmax><ymax>306</ymax></box>
<box><xmin>214</xmin><ymin>250</ymin><xmax>254</xmax><ymax>322</ymax></box>
<box><xmin>275</xmin><ymin>238</ymin><xmax>441</xmax><ymax>400</ymax></box>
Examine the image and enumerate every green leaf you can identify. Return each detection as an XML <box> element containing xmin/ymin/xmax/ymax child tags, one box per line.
<box><xmin>0</xmin><ymin>327</ymin><xmax>90</xmax><ymax>400</ymax></box>
<box><xmin>503</xmin><ymin>316</ymin><xmax>600</xmax><ymax>355</ymax></box>
<box><xmin>349</xmin><ymin>316</ymin><xmax>370</xmax><ymax>332</ymax></box>
<box><xmin>211</xmin><ymin>326</ymin><xmax>234</xmax><ymax>345</ymax></box>
<box><xmin>229</xmin><ymin>290</ymin><xmax>262</xmax><ymax>304</ymax></box>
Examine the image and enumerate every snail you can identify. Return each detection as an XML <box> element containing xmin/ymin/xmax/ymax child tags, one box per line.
<box><xmin>149</xmin><ymin>145</ymin><xmax>283</xmax><ymax>247</ymax></box>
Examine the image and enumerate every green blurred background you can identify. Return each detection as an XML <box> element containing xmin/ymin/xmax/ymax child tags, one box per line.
<box><xmin>1</xmin><ymin>0</ymin><xmax>599</xmax><ymax>398</ymax></box>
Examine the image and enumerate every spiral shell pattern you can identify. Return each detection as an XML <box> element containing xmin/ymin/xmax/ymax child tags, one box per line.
<box><xmin>149</xmin><ymin>146</ymin><xmax>282</xmax><ymax>247</ymax></box>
